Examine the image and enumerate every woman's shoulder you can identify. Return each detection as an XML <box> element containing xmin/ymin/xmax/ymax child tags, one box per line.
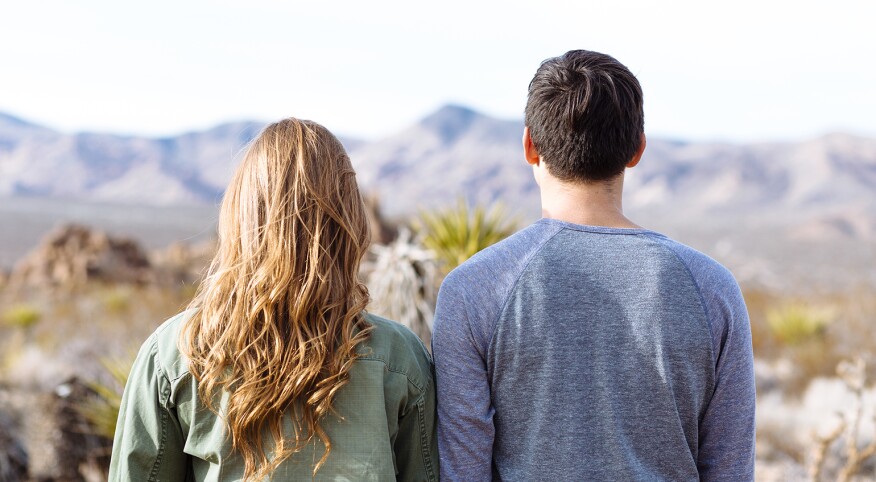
<box><xmin>136</xmin><ymin>310</ymin><xmax>195</xmax><ymax>383</ymax></box>
<box><xmin>357</xmin><ymin>313</ymin><xmax>434</xmax><ymax>389</ymax></box>
<box><xmin>359</xmin><ymin>313</ymin><xmax>430</xmax><ymax>357</ymax></box>
<box><xmin>137</xmin><ymin>311</ymin><xmax>435</xmax><ymax>389</ymax></box>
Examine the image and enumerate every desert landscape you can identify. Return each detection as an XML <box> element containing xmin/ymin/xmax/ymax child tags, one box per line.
<box><xmin>1</xmin><ymin>105</ymin><xmax>875</xmax><ymax>480</ymax></box>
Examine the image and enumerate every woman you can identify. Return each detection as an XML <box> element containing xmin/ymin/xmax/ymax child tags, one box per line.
<box><xmin>109</xmin><ymin>119</ymin><xmax>438</xmax><ymax>481</ymax></box>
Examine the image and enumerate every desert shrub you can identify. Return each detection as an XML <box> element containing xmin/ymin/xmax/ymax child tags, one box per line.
<box><xmin>363</xmin><ymin>230</ymin><xmax>438</xmax><ymax>345</ymax></box>
<box><xmin>762</xmin><ymin>303</ymin><xmax>841</xmax><ymax>394</ymax></box>
<box><xmin>746</xmin><ymin>289</ymin><xmax>876</xmax><ymax>396</ymax></box>
<box><xmin>786</xmin><ymin>341</ymin><xmax>844</xmax><ymax>396</ymax></box>
<box><xmin>100</xmin><ymin>286</ymin><xmax>132</xmax><ymax>315</ymax></box>
<box><xmin>767</xmin><ymin>303</ymin><xmax>831</xmax><ymax>346</ymax></box>
<box><xmin>809</xmin><ymin>358</ymin><xmax>876</xmax><ymax>482</ymax></box>
<box><xmin>78</xmin><ymin>355</ymin><xmax>134</xmax><ymax>440</ymax></box>
<box><xmin>416</xmin><ymin>199</ymin><xmax>516</xmax><ymax>273</ymax></box>
<box><xmin>2</xmin><ymin>304</ymin><xmax>41</xmax><ymax>329</ymax></box>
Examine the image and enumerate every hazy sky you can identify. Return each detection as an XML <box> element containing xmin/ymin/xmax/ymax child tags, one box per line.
<box><xmin>1</xmin><ymin>0</ymin><xmax>874</xmax><ymax>142</ymax></box>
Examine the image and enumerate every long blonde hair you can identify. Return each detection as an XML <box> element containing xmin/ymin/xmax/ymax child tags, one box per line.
<box><xmin>180</xmin><ymin>118</ymin><xmax>372</xmax><ymax>480</ymax></box>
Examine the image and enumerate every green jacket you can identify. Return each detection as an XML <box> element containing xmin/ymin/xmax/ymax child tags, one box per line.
<box><xmin>109</xmin><ymin>311</ymin><xmax>438</xmax><ymax>481</ymax></box>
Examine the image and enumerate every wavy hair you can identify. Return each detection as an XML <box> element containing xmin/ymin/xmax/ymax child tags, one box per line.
<box><xmin>179</xmin><ymin>118</ymin><xmax>372</xmax><ymax>480</ymax></box>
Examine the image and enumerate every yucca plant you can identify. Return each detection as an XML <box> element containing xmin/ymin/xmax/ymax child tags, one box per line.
<box><xmin>78</xmin><ymin>355</ymin><xmax>135</xmax><ymax>440</ymax></box>
<box><xmin>416</xmin><ymin>199</ymin><xmax>517</xmax><ymax>273</ymax></box>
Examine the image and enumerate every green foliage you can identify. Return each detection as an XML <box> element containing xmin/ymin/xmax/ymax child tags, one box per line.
<box><xmin>78</xmin><ymin>355</ymin><xmax>135</xmax><ymax>440</ymax></box>
<box><xmin>2</xmin><ymin>304</ymin><xmax>41</xmax><ymax>329</ymax></box>
<box><xmin>417</xmin><ymin>199</ymin><xmax>516</xmax><ymax>273</ymax></box>
<box><xmin>766</xmin><ymin>303</ymin><xmax>831</xmax><ymax>346</ymax></box>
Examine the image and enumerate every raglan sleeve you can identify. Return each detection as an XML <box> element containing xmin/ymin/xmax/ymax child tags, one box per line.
<box><xmin>696</xmin><ymin>268</ymin><xmax>756</xmax><ymax>482</ymax></box>
<box><xmin>431</xmin><ymin>275</ymin><xmax>495</xmax><ymax>482</ymax></box>
<box><xmin>109</xmin><ymin>335</ymin><xmax>190</xmax><ymax>481</ymax></box>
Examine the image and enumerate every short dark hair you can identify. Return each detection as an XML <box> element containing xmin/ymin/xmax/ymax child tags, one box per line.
<box><xmin>525</xmin><ymin>50</ymin><xmax>644</xmax><ymax>182</ymax></box>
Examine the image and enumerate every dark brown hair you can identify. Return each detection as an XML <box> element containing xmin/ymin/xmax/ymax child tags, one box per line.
<box><xmin>525</xmin><ymin>50</ymin><xmax>644</xmax><ymax>182</ymax></box>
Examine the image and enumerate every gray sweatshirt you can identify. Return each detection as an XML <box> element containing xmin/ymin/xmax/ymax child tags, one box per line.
<box><xmin>432</xmin><ymin>219</ymin><xmax>755</xmax><ymax>481</ymax></box>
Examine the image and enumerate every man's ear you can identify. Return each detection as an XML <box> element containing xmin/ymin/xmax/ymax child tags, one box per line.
<box><xmin>626</xmin><ymin>132</ymin><xmax>647</xmax><ymax>169</ymax></box>
<box><xmin>523</xmin><ymin>127</ymin><xmax>540</xmax><ymax>166</ymax></box>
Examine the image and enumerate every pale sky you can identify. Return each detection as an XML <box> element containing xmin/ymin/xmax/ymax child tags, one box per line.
<box><xmin>1</xmin><ymin>0</ymin><xmax>874</xmax><ymax>142</ymax></box>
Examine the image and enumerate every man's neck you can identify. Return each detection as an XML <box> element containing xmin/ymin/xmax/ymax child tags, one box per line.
<box><xmin>539</xmin><ymin>173</ymin><xmax>640</xmax><ymax>229</ymax></box>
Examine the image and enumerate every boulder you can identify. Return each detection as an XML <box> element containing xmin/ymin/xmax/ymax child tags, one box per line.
<box><xmin>1</xmin><ymin>378</ymin><xmax>110</xmax><ymax>481</ymax></box>
<box><xmin>9</xmin><ymin>224</ymin><xmax>153</xmax><ymax>288</ymax></box>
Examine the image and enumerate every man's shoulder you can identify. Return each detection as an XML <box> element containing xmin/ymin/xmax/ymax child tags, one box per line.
<box><xmin>434</xmin><ymin>222</ymin><xmax>563</xmax><ymax>348</ymax></box>
<box><xmin>647</xmin><ymin>234</ymin><xmax>740</xmax><ymax>294</ymax></box>
<box><xmin>442</xmin><ymin>221</ymin><xmax>562</xmax><ymax>291</ymax></box>
<box><xmin>646</xmin><ymin>234</ymin><xmax>747</xmax><ymax>358</ymax></box>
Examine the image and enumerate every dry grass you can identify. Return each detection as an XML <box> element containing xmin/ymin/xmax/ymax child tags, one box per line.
<box><xmin>766</xmin><ymin>303</ymin><xmax>832</xmax><ymax>346</ymax></box>
<box><xmin>745</xmin><ymin>287</ymin><xmax>875</xmax><ymax>396</ymax></box>
<box><xmin>2</xmin><ymin>303</ymin><xmax>41</xmax><ymax>329</ymax></box>
<box><xmin>0</xmin><ymin>283</ymin><xmax>193</xmax><ymax>388</ymax></box>
<box><xmin>77</xmin><ymin>355</ymin><xmax>135</xmax><ymax>440</ymax></box>
<box><xmin>750</xmin><ymin>285</ymin><xmax>876</xmax><ymax>479</ymax></box>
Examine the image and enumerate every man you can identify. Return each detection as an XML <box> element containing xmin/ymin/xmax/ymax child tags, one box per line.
<box><xmin>431</xmin><ymin>50</ymin><xmax>755</xmax><ymax>481</ymax></box>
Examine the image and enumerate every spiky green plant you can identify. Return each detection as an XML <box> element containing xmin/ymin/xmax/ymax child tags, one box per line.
<box><xmin>78</xmin><ymin>355</ymin><xmax>135</xmax><ymax>440</ymax></box>
<box><xmin>766</xmin><ymin>303</ymin><xmax>832</xmax><ymax>346</ymax></box>
<box><xmin>2</xmin><ymin>304</ymin><xmax>41</xmax><ymax>329</ymax></box>
<box><xmin>417</xmin><ymin>199</ymin><xmax>516</xmax><ymax>273</ymax></box>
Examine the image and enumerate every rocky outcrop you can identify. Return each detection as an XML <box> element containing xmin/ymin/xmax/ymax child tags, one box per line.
<box><xmin>0</xmin><ymin>379</ymin><xmax>110</xmax><ymax>481</ymax></box>
<box><xmin>150</xmin><ymin>239</ymin><xmax>215</xmax><ymax>286</ymax></box>
<box><xmin>9</xmin><ymin>224</ymin><xmax>153</xmax><ymax>288</ymax></box>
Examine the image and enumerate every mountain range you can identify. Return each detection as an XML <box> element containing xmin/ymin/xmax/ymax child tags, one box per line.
<box><xmin>1</xmin><ymin>105</ymin><xmax>875</xmax><ymax>290</ymax></box>
<box><xmin>3</xmin><ymin>105</ymin><xmax>874</xmax><ymax>222</ymax></box>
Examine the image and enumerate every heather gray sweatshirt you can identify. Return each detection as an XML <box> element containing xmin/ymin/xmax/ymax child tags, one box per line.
<box><xmin>432</xmin><ymin>219</ymin><xmax>755</xmax><ymax>481</ymax></box>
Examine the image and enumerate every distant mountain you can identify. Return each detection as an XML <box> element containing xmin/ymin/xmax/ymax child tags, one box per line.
<box><xmin>351</xmin><ymin>106</ymin><xmax>876</xmax><ymax>234</ymax></box>
<box><xmin>2</xmin><ymin>105</ymin><xmax>875</xmax><ymax>234</ymax></box>
<box><xmin>2</xmin><ymin>105</ymin><xmax>875</xmax><ymax>290</ymax></box>
<box><xmin>628</xmin><ymin>133</ymin><xmax>876</xmax><ymax>218</ymax></box>
<box><xmin>0</xmin><ymin>117</ymin><xmax>258</xmax><ymax>204</ymax></box>
<box><xmin>351</xmin><ymin>104</ymin><xmax>537</xmax><ymax>217</ymax></box>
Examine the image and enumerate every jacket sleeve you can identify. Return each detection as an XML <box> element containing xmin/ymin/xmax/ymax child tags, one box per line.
<box><xmin>393</xmin><ymin>353</ymin><xmax>439</xmax><ymax>481</ymax></box>
<box><xmin>109</xmin><ymin>335</ymin><xmax>190</xmax><ymax>481</ymax></box>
